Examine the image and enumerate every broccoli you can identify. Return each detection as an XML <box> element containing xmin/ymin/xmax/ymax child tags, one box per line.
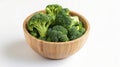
<box><xmin>55</xmin><ymin>8</ymin><xmax>71</xmax><ymax>28</ymax></box>
<box><xmin>46</xmin><ymin>4</ymin><xmax>62</xmax><ymax>25</ymax></box>
<box><xmin>60</xmin><ymin>8</ymin><xmax>70</xmax><ymax>15</ymax></box>
<box><xmin>46</xmin><ymin>4</ymin><xmax>62</xmax><ymax>16</ymax></box>
<box><xmin>47</xmin><ymin>25</ymin><xmax>69</xmax><ymax>42</ymax></box>
<box><xmin>77</xmin><ymin>22</ymin><xmax>86</xmax><ymax>33</ymax></box>
<box><xmin>72</xmin><ymin>21</ymin><xmax>85</xmax><ymax>34</ymax></box>
<box><xmin>52</xmin><ymin>25</ymin><xmax>68</xmax><ymax>34</ymax></box>
<box><xmin>29</xmin><ymin>28</ymin><xmax>38</xmax><ymax>37</ymax></box>
<box><xmin>67</xmin><ymin>16</ymin><xmax>85</xmax><ymax>40</ymax></box>
<box><xmin>70</xmin><ymin>16</ymin><xmax>80</xmax><ymax>27</ymax></box>
<box><xmin>68</xmin><ymin>26</ymin><xmax>83</xmax><ymax>40</ymax></box>
<box><xmin>67</xmin><ymin>17</ymin><xmax>86</xmax><ymax>40</ymax></box>
<box><xmin>27</xmin><ymin>4</ymin><xmax>86</xmax><ymax>42</ymax></box>
<box><xmin>27</xmin><ymin>12</ymin><xmax>52</xmax><ymax>40</ymax></box>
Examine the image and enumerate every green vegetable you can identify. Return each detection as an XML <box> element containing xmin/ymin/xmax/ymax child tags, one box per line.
<box><xmin>55</xmin><ymin>8</ymin><xmax>71</xmax><ymax>28</ymax></box>
<box><xmin>78</xmin><ymin>22</ymin><xmax>86</xmax><ymax>33</ymax></box>
<box><xmin>27</xmin><ymin>4</ymin><xmax>86</xmax><ymax>42</ymax></box>
<box><xmin>29</xmin><ymin>28</ymin><xmax>38</xmax><ymax>37</ymax></box>
<box><xmin>68</xmin><ymin>26</ymin><xmax>82</xmax><ymax>40</ymax></box>
<box><xmin>52</xmin><ymin>25</ymin><xmax>68</xmax><ymax>34</ymax></box>
<box><xmin>46</xmin><ymin>4</ymin><xmax>62</xmax><ymax>16</ymax></box>
<box><xmin>27</xmin><ymin>13</ymin><xmax>52</xmax><ymax>40</ymax></box>
<box><xmin>70</xmin><ymin>16</ymin><xmax>80</xmax><ymax>27</ymax></box>
<box><xmin>47</xmin><ymin>25</ymin><xmax>69</xmax><ymax>42</ymax></box>
<box><xmin>46</xmin><ymin>4</ymin><xmax>62</xmax><ymax>26</ymax></box>
<box><xmin>68</xmin><ymin>17</ymin><xmax>85</xmax><ymax>40</ymax></box>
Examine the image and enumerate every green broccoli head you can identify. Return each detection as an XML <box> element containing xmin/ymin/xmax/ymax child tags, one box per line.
<box><xmin>55</xmin><ymin>9</ymin><xmax>71</xmax><ymax>28</ymax></box>
<box><xmin>69</xmin><ymin>16</ymin><xmax>86</xmax><ymax>35</ymax></box>
<box><xmin>59</xmin><ymin>35</ymin><xmax>69</xmax><ymax>42</ymax></box>
<box><xmin>61</xmin><ymin>8</ymin><xmax>70</xmax><ymax>15</ymax></box>
<box><xmin>47</xmin><ymin>26</ymin><xmax>69</xmax><ymax>42</ymax></box>
<box><xmin>27</xmin><ymin>4</ymin><xmax>86</xmax><ymax>42</ymax></box>
<box><xmin>27</xmin><ymin>12</ymin><xmax>52</xmax><ymax>39</ymax></box>
<box><xmin>52</xmin><ymin>25</ymin><xmax>68</xmax><ymax>35</ymax></box>
<box><xmin>46</xmin><ymin>4</ymin><xmax>71</xmax><ymax>29</ymax></box>
<box><xmin>68</xmin><ymin>19</ymin><xmax>86</xmax><ymax>40</ymax></box>
<box><xmin>79</xmin><ymin>22</ymin><xmax>86</xmax><ymax>33</ymax></box>
<box><xmin>68</xmin><ymin>26</ymin><xmax>83</xmax><ymax>40</ymax></box>
<box><xmin>70</xmin><ymin>16</ymin><xmax>80</xmax><ymax>26</ymax></box>
<box><xmin>29</xmin><ymin>28</ymin><xmax>38</xmax><ymax>37</ymax></box>
<box><xmin>75</xmin><ymin>21</ymin><xmax>86</xmax><ymax>34</ymax></box>
<box><xmin>46</xmin><ymin>4</ymin><xmax>62</xmax><ymax>20</ymax></box>
<box><xmin>46</xmin><ymin>4</ymin><xmax>63</xmax><ymax>26</ymax></box>
<box><xmin>47</xmin><ymin>29</ymin><xmax>59</xmax><ymax>42</ymax></box>
<box><xmin>46</xmin><ymin>4</ymin><xmax>62</xmax><ymax>16</ymax></box>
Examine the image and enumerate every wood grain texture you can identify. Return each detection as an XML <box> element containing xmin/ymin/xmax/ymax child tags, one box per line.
<box><xmin>23</xmin><ymin>10</ymin><xmax>90</xmax><ymax>59</ymax></box>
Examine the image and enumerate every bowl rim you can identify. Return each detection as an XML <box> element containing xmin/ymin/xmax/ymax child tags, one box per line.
<box><xmin>23</xmin><ymin>10</ymin><xmax>90</xmax><ymax>45</ymax></box>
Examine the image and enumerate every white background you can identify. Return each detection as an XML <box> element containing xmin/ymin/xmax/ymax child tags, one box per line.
<box><xmin>0</xmin><ymin>0</ymin><xmax>120</xmax><ymax>67</ymax></box>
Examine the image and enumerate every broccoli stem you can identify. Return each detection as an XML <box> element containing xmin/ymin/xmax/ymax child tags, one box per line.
<box><xmin>36</xmin><ymin>27</ymin><xmax>47</xmax><ymax>37</ymax></box>
<box><xmin>35</xmin><ymin>23</ymin><xmax>48</xmax><ymax>38</ymax></box>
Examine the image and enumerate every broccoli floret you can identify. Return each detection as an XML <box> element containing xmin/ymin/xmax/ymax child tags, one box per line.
<box><xmin>47</xmin><ymin>29</ymin><xmax>57</xmax><ymax>42</ymax></box>
<box><xmin>80</xmin><ymin>27</ymin><xmax>85</xmax><ymax>34</ymax></box>
<box><xmin>46</xmin><ymin>4</ymin><xmax>62</xmax><ymax>25</ymax></box>
<box><xmin>47</xmin><ymin>26</ymin><xmax>69</xmax><ymax>42</ymax></box>
<box><xmin>55</xmin><ymin>9</ymin><xmax>71</xmax><ymax>28</ymax></box>
<box><xmin>70</xmin><ymin>16</ymin><xmax>80</xmax><ymax>27</ymax></box>
<box><xmin>68</xmin><ymin>17</ymin><xmax>86</xmax><ymax>40</ymax></box>
<box><xmin>69</xmin><ymin>16</ymin><xmax>86</xmax><ymax>34</ymax></box>
<box><xmin>75</xmin><ymin>21</ymin><xmax>86</xmax><ymax>34</ymax></box>
<box><xmin>59</xmin><ymin>35</ymin><xmax>69</xmax><ymax>42</ymax></box>
<box><xmin>61</xmin><ymin>8</ymin><xmax>70</xmax><ymax>15</ymax></box>
<box><xmin>68</xmin><ymin>19</ymin><xmax>86</xmax><ymax>40</ymax></box>
<box><xmin>47</xmin><ymin>29</ymin><xmax>61</xmax><ymax>42</ymax></box>
<box><xmin>68</xmin><ymin>26</ymin><xmax>83</xmax><ymax>40</ymax></box>
<box><xmin>46</xmin><ymin>4</ymin><xmax>62</xmax><ymax>16</ymax></box>
<box><xmin>29</xmin><ymin>28</ymin><xmax>38</xmax><ymax>37</ymax></box>
<box><xmin>27</xmin><ymin>4</ymin><xmax>86</xmax><ymax>42</ymax></box>
<box><xmin>27</xmin><ymin>12</ymin><xmax>52</xmax><ymax>40</ymax></box>
<box><xmin>52</xmin><ymin>25</ymin><xmax>68</xmax><ymax>34</ymax></box>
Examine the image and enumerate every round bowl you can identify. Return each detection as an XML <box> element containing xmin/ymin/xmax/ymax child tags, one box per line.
<box><xmin>23</xmin><ymin>10</ymin><xmax>90</xmax><ymax>59</ymax></box>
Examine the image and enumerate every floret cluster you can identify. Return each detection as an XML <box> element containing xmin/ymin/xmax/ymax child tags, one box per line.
<box><xmin>27</xmin><ymin>4</ymin><xmax>85</xmax><ymax>42</ymax></box>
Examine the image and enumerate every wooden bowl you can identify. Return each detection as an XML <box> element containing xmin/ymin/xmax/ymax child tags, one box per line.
<box><xmin>23</xmin><ymin>10</ymin><xmax>90</xmax><ymax>59</ymax></box>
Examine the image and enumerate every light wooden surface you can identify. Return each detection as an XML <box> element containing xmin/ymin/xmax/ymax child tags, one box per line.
<box><xmin>23</xmin><ymin>10</ymin><xmax>90</xmax><ymax>59</ymax></box>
